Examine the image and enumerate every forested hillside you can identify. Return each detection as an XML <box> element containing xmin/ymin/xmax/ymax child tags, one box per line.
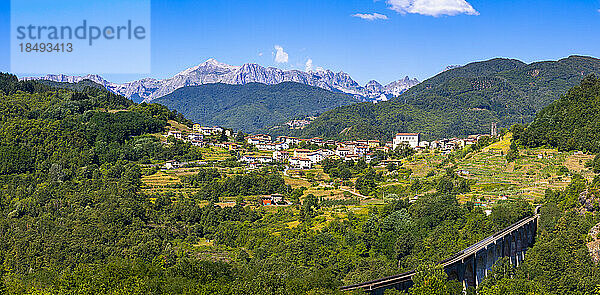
<box><xmin>0</xmin><ymin>72</ymin><xmax>541</xmax><ymax>294</ymax></box>
<box><xmin>153</xmin><ymin>82</ymin><xmax>358</xmax><ymax>133</ymax></box>
<box><xmin>517</xmin><ymin>75</ymin><xmax>600</xmax><ymax>153</ymax></box>
<box><xmin>2</xmin><ymin>71</ymin><xmax>599</xmax><ymax>294</ymax></box>
<box><xmin>293</xmin><ymin>55</ymin><xmax>600</xmax><ymax>141</ymax></box>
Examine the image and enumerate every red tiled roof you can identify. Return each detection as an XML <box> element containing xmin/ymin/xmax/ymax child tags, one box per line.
<box><xmin>290</xmin><ymin>157</ymin><xmax>311</xmax><ymax>161</ymax></box>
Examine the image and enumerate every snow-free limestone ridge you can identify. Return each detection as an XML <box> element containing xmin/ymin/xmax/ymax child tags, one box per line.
<box><xmin>23</xmin><ymin>59</ymin><xmax>420</xmax><ymax>103</ymax></box>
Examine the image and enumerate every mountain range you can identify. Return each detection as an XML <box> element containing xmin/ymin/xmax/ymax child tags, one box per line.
<box><xmin>24</xmin><ymin>59</ymin><xmax>420</xmax><ymax>103</ymax></box>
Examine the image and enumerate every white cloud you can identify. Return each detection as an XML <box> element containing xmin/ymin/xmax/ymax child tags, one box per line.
<box><xmin>352</xmin><ymin>13</ymin><xmax>389</xmax><ymax>20</ymax></box>
<box><xmin>274</xmin><ymin>45</ymin><xmax>289</xmax><ymax>63</ymax></box>
<box><xmin>258</xmin><ymin>52</ymin><xmax>263</xmax><ymax>56</ymax></box>
<box><xmin>305</xmin><ymin>59</ymin><xmax>313</xmax><ymax>72</ymax></box>
<box><xmin>386</xmin><ymin>0</ymin><xmax>479</xmax><ymax>17</ymax></box>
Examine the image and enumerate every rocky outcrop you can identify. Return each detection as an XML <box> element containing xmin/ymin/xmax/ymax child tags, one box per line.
<box><xmin>588</xmin><ymin>223</ymin><xmax>600</xmax><ymax>263</ymax></box>
<box><xmin>579</xmin><ymin>189</ymin><xmax>600</xmax><ymax>213</ymax></box>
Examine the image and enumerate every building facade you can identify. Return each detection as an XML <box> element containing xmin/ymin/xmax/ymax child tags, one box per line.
<box><xmin>393</xmin><ymin>133</ymin><xmax>420</xmax><ymax>149</ymax></box>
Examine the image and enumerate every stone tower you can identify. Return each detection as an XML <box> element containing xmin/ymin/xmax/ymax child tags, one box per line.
<box><xmin>491</xmin><ymin>122</ymin><xmax>498</xmax><ymax>137</ymax></box>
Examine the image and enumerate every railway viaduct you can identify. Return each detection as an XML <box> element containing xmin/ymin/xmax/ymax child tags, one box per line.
<box><xmin>341</xmin><ymin>212</ymin><xmax>539</xmax><ymax>294</ymax></box>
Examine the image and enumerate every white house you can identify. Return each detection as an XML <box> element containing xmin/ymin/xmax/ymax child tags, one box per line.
<box><xmin>253</xmin><ymin>134</ymin><xmax>272</xmax><ymax>142</ymax></box>
<box><xmin>247</xmin><ymin>137</ymin><xmax>263</xmax><ymax>145</ymax></box>
<box><xmin>310</xmin><ymin>137</ymin><xmax>324</xmax><ymax>146</ymax></box>
<box><xmin>273</xmin><ymin>142</ymin><xmax>289</xmax><ymax>150</ymax></box>
<box><xmin>277</xmin><ymin>136</ymin><xmax>300</xmax><ymax>145</ymax></box>
<box><xmin>193</xmin><ymin>125</ymin><xmax>224</xmax><ymax>135</ymax></box>
<box><xmin>273</xmin><ymin>150</ymin><xmax>290</xmax><ymax>161</ymax></box>
<box><xmin>393</xmin><ymin>133</ymin><xmax>420</xmax><ymax>149</ymax></box>
<box><xmin>188</xmin><ymin>133</ymin><xmax>204</xmax><ymax>141</ymax></box>
<box><xmin>307</xmin><ymin>152</ymin><xmax>324</xmax><ymax>164</ymax></box>
<box><xmin>257</xmin><ymin>156</ymin><xmax>273</xmax><ymax>163</ymax></box>
<box><xmin>336</xmin><ymin>147</ymin><xmax>353</xmax><ymax>157</ymax></box>
<box><xmin>164</xmin><ymin>160</ymin><xmax>180</xmax><ymax>169</ymax></box>
<box><xmin>167</xmin><ymin>130</ymin><xmax>183</xmax><ymax>140</ymax></box>
<box><xmin>256</xmin><ymin>143</ymin><xmax>274</xmax><ymax>151</ymax></box>
<box><xmin>191</xmin><ymin>140</ymin><xmax>206</xmax><ymax>147</ymax></box>
<box><xmin>368</xmin><ymin>140</ymin><xmax>381</xmax><ymax>148</ymax></box>
<box><xmin>344</xmin><ymin>154</ymin><xmax>361</xmax><ymax>162</ymax></box>
<box><xmin>354</xmin><ymin>145</ymin><xmax>369</xmax><ymax>155</ymax></box>
<box><xmin>317</xmin><ymin>149</ymin><xmax>336</xmax><ymax>158</ymax></box>
<box><xmin>239</xmin><ymin>155</ymin><xmax>257</xmax><ymax>163</ymax></box>
<box><xmin>289</xmin><ymin>157</ymin><xmax>312</xmax><ymax>169</ymax></box>
<box><xmin>294</xmin><ymin>149</ymin><xmax>312</xmax><ymax>158</ymax></box>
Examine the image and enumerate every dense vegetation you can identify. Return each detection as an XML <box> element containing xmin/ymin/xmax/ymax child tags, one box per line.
<box><xmin>474</xmin><ymin>176</ymin><xmax>600</xmax><ymax>295</ymax></box>
<box><xmin>291</xmin><ymin>56</ymin><xmax>600</xmax><ymax>141</ymax></box>
<box><xmin>0</xmin><ymin>73</ymin><xmax>541</xmax><ymax>294</ymax></box>
<box><xmin>153</xmin><ymin>82</ymin><xmax>358</xmax><ymax>133</ymax></box>
<box><xmin>517</xmin><ymin>74</ymin><xmax>600</xmax><ymax>153</ymax></box>
<box><xmin>2</xmin><ymin>71</ymin><xmax>599</xmax><ymax>295</ymax></box>
<box><xmin>182</xmin><ymin>168</ymin><xmax>290</xmax><ymax>201</ymax></box>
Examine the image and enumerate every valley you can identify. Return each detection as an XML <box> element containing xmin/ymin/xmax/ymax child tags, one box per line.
<box><xmin>4</xmin><ymin>0</ymin><xmax>600</xmax><ymax>293</ymax></box>
<box><xmin>1</xmin><ymin>62</ymin><xmax>600</xmax><ymax>295</ymax></box>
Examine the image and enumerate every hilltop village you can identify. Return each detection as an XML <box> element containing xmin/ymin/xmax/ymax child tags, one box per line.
<box><xmin>163</xmin><ymin>123</ymin><xmax>497</xmax><ymax>171</ymax></box>
<box><xmin>148</xmin><ymin>117</ymin><xmax>594</xmax><ymax>216</ymax></box>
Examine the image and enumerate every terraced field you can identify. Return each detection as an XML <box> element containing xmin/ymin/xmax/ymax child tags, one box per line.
<box><xmin>141</xmin><ymin>132</ymin><xmax>596</xmax><ymax>219</ymax></box>
<box><xmin>456</xmin><ymin>145</ymin><xmax>593</xmax><ymax>203</ymax></box>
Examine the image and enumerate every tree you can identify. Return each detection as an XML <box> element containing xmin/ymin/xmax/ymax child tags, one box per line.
<box><xmin>301</xmin><ymin>193</ymin><xmax>319</xmax><ymax>220</ymax></box>
<box><xmin>0</xmin><ymin>266</ymin><xmax>6</xmax><ymax>295</ymax></box>
<box><xmin>387</xmin><ymin>162</ymin><xmax>398</xmax><ymax>172</ymax></box>
<box><xmin>235</xmin><ymin>131</ymin><xmax>245</xmax><ymax>142</ymax></box>
<box><xmin>339</xmin><ymin>168</ymin><xmax>352</xmax><ymax>180</ymax></box>
<box><xmin>408</xmin><ymin>264</ymin><xmax>462</xmax><ymax>295</ymax></box>
<box><xmin>356</xmin><ymin>169</ymin><xmax>379</xmax><ymax>196</ymax></box>
<box><xmin>587</xmin><ymin>154</ymin><xmax>600</xmax><ymax>173</ymax></box>
<box><xmin>477</xmin><ymin>257</ymin><xmax>515</xmax><ymax>290</ymax></box>
<box><xmin>436</xmin><ymin>178</ymin><xmax>454</xmax><ymax>195</ymax></box>
<box><xmin>235</xmin><ymin>196</ymin><xmax>245</xmax><ymax>207</ymax></box>
<box><xmin>290</xmin><ymin>187</ymin><xmax>305</xmax><ymax>205</ymax></box>
<box><xmin>219</xmin><ymin>130</ymin><xmax>228</xmax><ymax>142</ymax></box>
<box><xmin>506</xmin><ymin>140</ymin><xmax>519</xmax><ymax>162</ymax></box>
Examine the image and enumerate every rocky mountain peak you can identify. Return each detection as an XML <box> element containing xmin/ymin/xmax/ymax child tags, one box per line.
<box><xmin>24</xmin><ymin>59</ymin><xmax>419</xmax><ymax>103</ymax></box>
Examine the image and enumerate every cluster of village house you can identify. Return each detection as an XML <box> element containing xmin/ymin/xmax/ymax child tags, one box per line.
<box><xmin>164</xmin><ymin>124</ymin><xmax>492</xmax><ymax>170</ymax></box>
<box><xmin>162</xmin><ymin>125</ymin><xmax>494</xmax><ymax>206</ymax></box>
<box><xmin>285</xmin><ymin>117</ymin><xmax>316</xmax><ymax>129</ymax></box>
<box><xmin>166</xmin><ymin>125</ymin><xmax>236</xmax><ymax>148</ymax></box>
<box><xmin>242</xmin><ymin>132</ymin><xmax>491</xmax><ymax>169</ymax></box>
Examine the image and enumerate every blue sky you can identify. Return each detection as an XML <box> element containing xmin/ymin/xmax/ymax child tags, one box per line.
<box><xmin>1</xmin><ymin>0</ymin><xmax>599</xmax><ymax>84</ymax></box>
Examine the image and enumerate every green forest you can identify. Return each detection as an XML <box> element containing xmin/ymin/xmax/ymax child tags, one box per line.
<box><xmin>290</xmin><ymin>55</ymin><xmax>600</xmax><ymax>141</ymax></box>
<box><xmin>517</xmin><ymin>74</ymin><xmax>600</xmax><ymax>153</ymax></box>
<box><xmin>153</xmin><ymin>82</ymin><xmax>358</xmax><ymax>133</ymax></box>
<box><xmin>1</xmin><ymin>72</ymin><xmax>600</xmax><ymax>295</ymax></box>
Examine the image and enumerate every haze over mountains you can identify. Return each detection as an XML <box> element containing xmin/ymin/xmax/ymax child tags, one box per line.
<box><xmin>26</xmin><ymin>59</ymin><xmax>420</xmax><ymax>103</ymax></box>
